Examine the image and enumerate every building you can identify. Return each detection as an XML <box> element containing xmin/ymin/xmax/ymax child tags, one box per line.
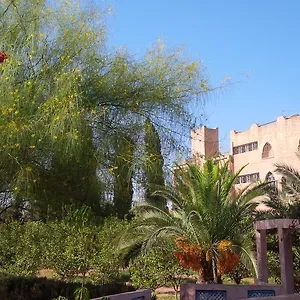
<box><xmin>191</xmin><ymin>114</ymin><xmax>300</xmax><ymax>188</ymax></box>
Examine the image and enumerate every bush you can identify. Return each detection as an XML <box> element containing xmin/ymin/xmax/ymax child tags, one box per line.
<box><xmin>0</xmin><ymin>275</ymin><xmax>135</xmax><ymax>300</ymax></box>
<box><xmin>129</xmin><ymin>244</ymin><xmax>189</xmax><ymax>299</ymax></box>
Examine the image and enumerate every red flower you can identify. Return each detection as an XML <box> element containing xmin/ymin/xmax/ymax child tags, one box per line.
<box><xmin>0</xmin><ymin>52</ymin><xmax>7</xmax><ymax>63</ymax></box>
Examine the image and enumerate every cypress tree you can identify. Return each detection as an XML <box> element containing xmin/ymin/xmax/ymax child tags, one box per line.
<box><xmin>144</xmin><ymin>118</ymin><xmax>165</xmax><ymax>208</ymax></box>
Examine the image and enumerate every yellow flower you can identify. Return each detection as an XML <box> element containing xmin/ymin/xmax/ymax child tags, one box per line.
<box><xmin>14</xmin><ymin>187</ymin><xmax>19</xmax><ymax>191</ymax></box>
<box><xmin>29</xmin><ymin>145</ymin><xmax>36</xmax><ymax>149</ymax></box>
<box><xmin>25</xmin><ymin>167</ymin><xmax>32</xmax><ymax>172</ymax></box>
<box><xmin>53</xmin><ymin>136</ymin><xmax>58</xmax><ymax>140</ymax></box>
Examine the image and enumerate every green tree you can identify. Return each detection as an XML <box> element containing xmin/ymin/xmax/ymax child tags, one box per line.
<box><xmin>44</xmin><ymin>207</ymin><xmax>123</xmax><ymax>286</ymax></box>
<box><xmin>0</xmin><ymin>0</ymin><xmax>210</xmax><ymax>219</ymax></box>
<box><xmin>129</xmin><ymin>242</ymin><xmax>189</xmax><ymax>299</ymax></box>
<box><xmin>122</xmin><ymin>159</ymin><xmax>266</xmax><ymax>283</ymax></box>
<box><xmin>144</xmin><ymin>118</ymin><xmax>165</xmax><ymax>208</ymax></box>
<box><xmin>0</xmin><ymin>220</ymin><xmax>48</xmax><ymax>276</ymax></box>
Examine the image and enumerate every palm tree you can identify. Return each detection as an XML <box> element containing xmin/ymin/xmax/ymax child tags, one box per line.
<box><xmin>121</xmin><ymin>159</ymin><xmax>266</xmax><ymax>283</ymax></box>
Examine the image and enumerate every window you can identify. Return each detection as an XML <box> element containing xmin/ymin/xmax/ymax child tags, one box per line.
<box><xmin>236</xmin><ymin>173</ymin><xmax>260</xmax><ymax>184</ymax></box>
<box><xmin>233</xmin><ymin>141</ymin><xmax>258</xmax><ymax>155</ymax></box>
<box><xmin>262</xmin><ymin>143</ymin><xmax>273</xmax><ymax>159</ymax></box>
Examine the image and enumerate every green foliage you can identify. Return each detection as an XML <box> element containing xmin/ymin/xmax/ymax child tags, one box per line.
<box><xmin>0</xmin><ymin>275</ymin><xmax>134</xmax><ymax>300</ymax></box>
<box><xmin>74</xmin><ymin>287</ymin><xmax>90</xmax><ymax>300</ymax></box>
<box><xmin>44</xmin><ymin>208</ymin><xmax>123</xmax><ymax>285</ymax></box>
<box><xmin>129</xmin><ymin>244</ymin><xmax>188</xmax><ymax>294</ymax></box>
<box><xmin>144</xmin><ymin>118</ymin><xmax>165</xmax><ymax>208</ymax></box>
<box><xmin>0</xmin><ymin>0</ymin><xmax>209</xmax><ymax>220</ymax></box>
<box><xmin>0</xmin><ymin>207</ymin><xmax>126</xmax><ymax>288</ymax></box>
<box><xmin>112</xmin><ymin>135</ymin><xmax>135</xmax><ymax>218</ymax></box>
<box><xmin>228</xmin><ymin>262</ymin><xmax>251</xmax><ymax>284</ymax></box>
<box><xmin>0</xmin><ymin>221</ymin><xmax>48</xmax><ymax>276</ymax></box>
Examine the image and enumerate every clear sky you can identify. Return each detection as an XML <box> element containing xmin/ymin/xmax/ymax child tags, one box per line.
<box><xmin>105</xmin><ymin>0</ymin><xmax>300</xmax><ymax>152</ymax></box>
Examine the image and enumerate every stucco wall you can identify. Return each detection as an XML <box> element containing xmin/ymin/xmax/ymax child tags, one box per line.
<box><xmin>230</xmin><ymin>115</ymin><xmax>300</xmax><ymax>187</ymax></box>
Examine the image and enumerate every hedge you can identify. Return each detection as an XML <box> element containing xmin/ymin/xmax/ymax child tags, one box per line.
<box><xmin>0</xmin><ymin>275</ymin><xmax>135</xmax><ymax>300</ymax></box>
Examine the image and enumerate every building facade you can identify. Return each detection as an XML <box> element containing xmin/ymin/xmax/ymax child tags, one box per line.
<box><xmin>191</xmin><ymin>114</ymin><xmax>300</xmax><ymax>188</ymax></box>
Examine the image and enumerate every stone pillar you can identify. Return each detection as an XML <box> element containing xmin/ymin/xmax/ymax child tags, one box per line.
<box><xmin>278</xmin><ymin>228</ymin><xmax>294</xmax><ymax>294</ymax></box>
<box><xmin>256</xmin><ymin>229</ymin><xmax>268</xmax><ymax>283</ymax></box>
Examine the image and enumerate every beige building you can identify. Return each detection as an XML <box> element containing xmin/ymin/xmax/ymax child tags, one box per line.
<box><xmin>191</xmin><ymin>114</ymin><xmax>300</xmax><ymax>188</ymax></box>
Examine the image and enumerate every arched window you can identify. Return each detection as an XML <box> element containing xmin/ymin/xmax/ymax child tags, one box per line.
<box><xmin>262</xmin><ymin>142</ymin><xmax>273</xmax><ymax>159</ymax></box>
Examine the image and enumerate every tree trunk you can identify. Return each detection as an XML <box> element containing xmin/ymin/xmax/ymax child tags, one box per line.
<box><xmin>197</xmin><ymin>268</ymin><xmax>206</xmax><ymax>283</ymax></box>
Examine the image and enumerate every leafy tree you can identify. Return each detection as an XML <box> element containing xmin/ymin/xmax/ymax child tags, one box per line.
<box><xmin>129</xmin><ymin>242</ymin><xmax>188</xmax><ymax>299</ymax></box>
<box><xmin>0</xmin><ymin>0</ymin><xmax>209</xmax><ymax>219</ymax></box>
<box><xmin>144</xmin><ymin>118</ymin><xmax>165</xmax><ymax>208</ymax></box>
<box><xmin>122</xmin><ymin>159</ymin><xmax>266</xmax><ymax>283</ymax></box>
<box><xmin>44</xmin><ymin>207</ymin><xmax>123</xmax><ymax>286</ymax></box>
<box><xmin>0</xmin><ymin>220</ymin><xmax>48</xmax><ymax>276</ymax></box>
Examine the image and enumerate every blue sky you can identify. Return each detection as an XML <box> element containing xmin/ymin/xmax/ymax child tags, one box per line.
<box><xmin>105</xmin><ymin>0</ymin><xmax>300</xmax><ymax>152</ymax></box>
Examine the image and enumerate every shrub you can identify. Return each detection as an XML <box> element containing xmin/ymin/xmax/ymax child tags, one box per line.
<box><xmin>0</xmin><ymin>275</ymin><xmax>135</xmax><ymax>300</ymax></box>
<box><xmin>129</xmin><ymin>244</ymin><xmax>189</xmax><ymax>299</ymax></box>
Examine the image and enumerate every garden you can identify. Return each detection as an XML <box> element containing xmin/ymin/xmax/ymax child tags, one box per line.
<box><xmin>0</xmin><ymin>1</ymin><xmax>300</xmax><ymax>300</ymax></box>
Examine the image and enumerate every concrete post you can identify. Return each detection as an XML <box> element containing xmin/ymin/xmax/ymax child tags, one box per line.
<box><xmin>278</xmin><ymin>227</ymin><xmax>294</xmax><ymax>294</ymax></box>
<box><xmin>256</xmin><ymin>229</ymin><xmax>268</xmax><ymax>283</ymax></box>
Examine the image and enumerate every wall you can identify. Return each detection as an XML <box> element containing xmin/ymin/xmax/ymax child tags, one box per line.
<box><xmin>91</xmin><ymin>289</ymin><xmax>151</xmax><ymax>300</ymax></box>
<box><xmin>180</xmin><ymin>283</ymin><xmax>284</xmax><ymax>300</ymax></box>
<box><xmin>191</xmin><ymin>126</ymin><xmax>219</xmax><ymax>158</ymax></box>
<box><xmin>230</xmin><ymin>115</ymin><xmax>300</xmax><ymax>187</ymax></box>
<box><xmin>240</xmin><ymin>293</ymin><xmax>300</xmax><ymax>300</ymax></box>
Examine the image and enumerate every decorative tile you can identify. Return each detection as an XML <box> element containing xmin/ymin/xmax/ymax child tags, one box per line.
<box><xmin>196</xmin><ymin>290</ymin><xmax>227</xmax><ymax>300</ymax></box>
<box><xmin>248</xmin><ymin>290</ymin><xmax>275</xmax><ymax>298</ymax></box>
